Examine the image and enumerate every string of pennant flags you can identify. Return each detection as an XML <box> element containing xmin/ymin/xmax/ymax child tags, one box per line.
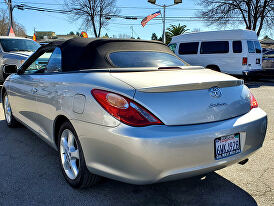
<box><xmin>26</xmin><ymin>11</ymin><xmax>161</xmax><ymax>40</ymax></box>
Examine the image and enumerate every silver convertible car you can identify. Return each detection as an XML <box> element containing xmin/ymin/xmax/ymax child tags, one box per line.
<box><xmin>1</xmin><ymin>38</ymin><xmax>267</xmax><ymax>188</ymax></box>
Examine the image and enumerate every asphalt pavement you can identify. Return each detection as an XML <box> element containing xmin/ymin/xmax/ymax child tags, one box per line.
<box><xmin>0</xmin><ymin>81</ymin><xmax>273</xmax><ymax>206</ymax></box>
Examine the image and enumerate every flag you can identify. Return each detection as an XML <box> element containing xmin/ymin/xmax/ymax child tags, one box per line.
<box><xmin>81</xmin><ymin>31</ymin><xmax>88</xmax><ymax>38</ymax></box>
<box><xmin>8</xmin><ymin>26</ymin><xmax>15</xmax><ymax>37</ymax></box>
<box><xmin>141</xmin><ymin>11</ymin><xmax>161</xmax><ymax>27</ymax></box>
<box><xmin>33</xmin><ymin>33</ymin><xmax>36</xmax><ymax>41</ymax></box>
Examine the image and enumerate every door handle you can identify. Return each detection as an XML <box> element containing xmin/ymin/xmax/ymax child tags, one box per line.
<box><xmin>32</xmin><ymin>88</ymin><xmax>38</xmax><ymax>94</ymax></box>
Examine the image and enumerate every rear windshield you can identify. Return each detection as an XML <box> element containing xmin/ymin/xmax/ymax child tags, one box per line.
<box><xmin>0</xmin><ymin>39</ymin><xmax>40</xmax><ymax>52</ymax></box>
<box><xmin>109</xmin><ymin>51</ymin><xmax>185</xmax><ymax>68</ymax></box>
<box><xmin>200</xmin><ymin>41</ymin><xmax>229</xmax><ymax>54</ymax></box>
<box><xmin>179</xmin><ymin>42</ymin><xmax>199</xmax><ymax>55</ymax></box>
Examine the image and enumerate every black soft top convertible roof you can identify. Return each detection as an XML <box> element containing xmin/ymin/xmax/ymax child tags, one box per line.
<box><xmin>32</xmin><ymin>38</ymin><xmax>177</xmax><ymax>72</ymax></box>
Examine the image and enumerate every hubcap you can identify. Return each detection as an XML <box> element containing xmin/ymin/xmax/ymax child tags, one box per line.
<box><xmin>4</xmin><ymin>95</ymin><xmax>12</xmax><ymax>124</ymax></box>
<box><xmin>60</xmin><ymin>129</ymin><xmax>80</xmax><ymax>180</ymax></box>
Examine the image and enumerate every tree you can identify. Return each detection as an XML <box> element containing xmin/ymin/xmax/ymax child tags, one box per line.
<box><xmin>166</xmin><ymin>24</ymin><xmax>188</xmax><ymax>44</ymax></box>
<box><xmin>68</xmin><ymin>31</ymin><xmax>75</xmax><ymax>35</ymax></box>
<box><xmin>0</xmin><ymin>9</ymin><xmax>8</xmax><ymax>36</ymax></box>
<box><xmin>13</xmin><ymin>23</ymin><xmax>26</xmax><ymax>37</ymax></box>
<box><xmin>64</xmin><ymin>0</ymin><xmax>119</xmax><ymax>38</ymax></box>
<box><xmin>198</xmin><ymin>0</ymin><xmax>274</xmax><ymax>36</ymax></box>
<box><xmin>151</xmin><ymin>33</ymin><xmax>158</xmax><ymax>40</ymax></box>
<box><xmin>151</xmin><ymin>33</ymin><xmax>163</xmax><ymax>41</ymax></box>
<box><xmin>0</xmin><ymin>9</ymin><xmax>26</xmax><ymax>36</ymax></box>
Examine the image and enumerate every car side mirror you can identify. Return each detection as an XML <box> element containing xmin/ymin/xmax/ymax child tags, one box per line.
<box><xmin>3</xmin><ymin>65</ymin><xmax>18</xmax><ymax>74</ymax></box>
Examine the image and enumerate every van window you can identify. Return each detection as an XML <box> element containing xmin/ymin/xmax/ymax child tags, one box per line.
<box><xmin>233</xmin><ymin>41</ymin><xmax>242</xmax><ymax>53</ymax></box>
<box><xmin>247</xmin><ymin>41</ymin><xmax>255</xmax><ymax>53</ymax></box>
<box><xmin>200</xmin><ymin>41</ymin><xmax>229</xmax><ymax>54</ymax></box>
<box><xmin>179</xmin><ymin>42</ymin><xmax>199</xmax><ymax>55</ymax></box>
<box><xmin>168</xmin><ymin>43</ymin><xmax>177</xmax><ymax>53</ymax></box>
<box><xmin>254</xmin><ymin>41</ymin><xmax>262</xmax><ymax>53</ymax></box>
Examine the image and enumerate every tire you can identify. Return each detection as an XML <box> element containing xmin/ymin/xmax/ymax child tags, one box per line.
<box><xmin>2</xmin><ymin>92</ymin><xmax>19</xmax><ymax>127</ymax></box>
<box><xmin>206</xmin><ymin>65</ymin><xmax>221</xmax><ymax>72</ymax></box>
<box><xmin>58</xmin><ymin>121</ymin><xmax>100</xmax><ymax>188</ymax></box>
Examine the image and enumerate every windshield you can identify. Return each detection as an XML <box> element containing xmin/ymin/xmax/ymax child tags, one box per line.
<box><xmin>109</xmin><ymin>51</ymin><xmax>185</xmax><ymax>68</ymax></box>
<box><xmin>0</xmin><ymin>39</ymin><xmax>40</xmax><ymax>52</ymax></box>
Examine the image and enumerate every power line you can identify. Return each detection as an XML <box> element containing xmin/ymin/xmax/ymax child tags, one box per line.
<box><xmin>12</xmin><ymin>1</ymin><xmax>203</xmax><ymax>10</ymax></box>
<box><xmin>8</xmin><ymin>3</ymin><xmax>274</xmax><ymax>22</ymax></box>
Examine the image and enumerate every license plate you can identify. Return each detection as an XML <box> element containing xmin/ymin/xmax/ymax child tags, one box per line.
<box><xmin>214</xmin><ymin>134</ymin><xmax>241</xmax><ymax>160</ymax></box>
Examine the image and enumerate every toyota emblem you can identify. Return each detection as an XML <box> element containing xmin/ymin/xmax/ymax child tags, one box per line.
<box><xmin>209</xmin><ymin>87</ymin><xmax>222</xmax><ymax>98</ymax></box>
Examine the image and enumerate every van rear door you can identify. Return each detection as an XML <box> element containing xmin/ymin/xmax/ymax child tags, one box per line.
<box><xmin>246</xmin><ymin>40</ymin><xmax>263</xmax><ymax>70</ymax></box>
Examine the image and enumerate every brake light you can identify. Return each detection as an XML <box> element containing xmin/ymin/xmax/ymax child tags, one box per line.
<box><xmin>249</xmin><ymin>92</ymin><xmax>258</xmax><ymax>109</ymax></box>
<box><xmin>91</xmin><ymin>89</ymin><xmax>163</xmax><ymax>127</ymax></box>
<box><xmin>242</xmin><ymin>57</ymin><xmax>248</xmax><ymax>65</ymax></box>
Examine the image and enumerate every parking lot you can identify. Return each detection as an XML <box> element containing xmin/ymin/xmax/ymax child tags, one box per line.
<box><xmin>0</xmin><ymin>80</ymin><xmax>273</xmax><ymax>206</ymax></box>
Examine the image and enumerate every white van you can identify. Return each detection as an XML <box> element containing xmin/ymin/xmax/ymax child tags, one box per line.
<box><xmin>169</xmin><ymin>29</ymin><xmax>263</xmax><ymax>76</ymax></box>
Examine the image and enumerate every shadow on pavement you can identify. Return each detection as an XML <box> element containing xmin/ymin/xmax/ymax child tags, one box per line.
<box><xmin>245</xmin><ymin>80</ymin><xmax>274</xmax><ymax>89</ymax></box>
<box><xmin>0</xmin><ymin>119</ymin><xmax>257</xmax><ymax>206</ymax></box>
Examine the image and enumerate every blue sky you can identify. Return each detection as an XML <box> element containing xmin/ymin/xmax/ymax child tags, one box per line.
<box><xmin>1</xmin><ymin>0</ymin><xmax>273</xmax><ymax>39</ymax></box>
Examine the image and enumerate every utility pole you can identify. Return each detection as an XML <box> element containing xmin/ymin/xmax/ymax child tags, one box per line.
<box><xmin>148</xmin><ymin>0</ymin><xmax>182</xmax><ymax>44</ymax></box>
<box><xmin>130</xmin><ymin>26</ymin><xmax>134</xmax><ymax>39</ymax></box>
<box><xmin>162</xmin><ymin>6</ymin><xmax>166</xmax><ymax>44</ymax></box>
<box><xmin>8</xmin><ymin>0</ymin><xmax>13</xmax><ymax>29</ymax></box>
<box><xmin>5</xmin><ymin>1</ymin><xmax>24</xmax><ymax>35</ymax></box>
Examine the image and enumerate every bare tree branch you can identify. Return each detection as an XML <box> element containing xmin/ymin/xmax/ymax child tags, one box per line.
<box><xmin>197</xmin><ymin>0</ymin><xmax>274</xmax><ymax>36</ymax></box>
<box><xmin>0</xmin><ymin>8</ymin><xmax>26</xmax><ymax>36</ymax></box>
<box><xmin>64</xmin><ymin>0</ymin><xmax>119</xmax><ymax>38</ymax></box>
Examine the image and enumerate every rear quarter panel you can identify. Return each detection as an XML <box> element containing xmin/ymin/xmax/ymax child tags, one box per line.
<box><xmin>33</xmin><ymin>72</ymin><xmax>135</xmax><ymax>143</ymax></box>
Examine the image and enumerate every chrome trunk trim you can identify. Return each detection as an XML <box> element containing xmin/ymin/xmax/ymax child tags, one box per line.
<box><xmin>138</xmin><ymin>80</ymin><xmax>244</xmax><ymax>93</ymax></box>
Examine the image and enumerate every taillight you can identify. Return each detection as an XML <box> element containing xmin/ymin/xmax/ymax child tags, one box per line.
<box><xmin>249</xmin><ymin>92</ymin><xmax>258</xmax><ymax>109</ymax></box>
<box><xmin>242</xmin><ymin>57</ymin><xmax>248</xmax><ymax>65</ymax></box>
<box><xmin>91</xmin><ymin>89</ymin><xmax>163</xmax><ymax>127</ymax></box>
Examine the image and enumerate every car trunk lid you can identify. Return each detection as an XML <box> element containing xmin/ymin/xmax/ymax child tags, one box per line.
<box><xmin>111</xmin><ymin>67</ymin><xmax>251</xmax><ymax>125</ymax></box>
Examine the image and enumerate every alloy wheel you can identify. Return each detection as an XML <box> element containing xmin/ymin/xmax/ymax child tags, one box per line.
<box><xmin>60</xmin><ymin>129</ymin><xmax>80</xmax><ymax>180</ymax></box>
<box><xmin>4</xmin><ymin>95</ymin><xmax>12</xmax><ymax>124</ymax></box>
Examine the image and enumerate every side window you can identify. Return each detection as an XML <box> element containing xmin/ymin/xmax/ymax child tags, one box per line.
<box><xmin>254</xmin><ymin>41</ymin><xmax>262</xmax><ymax>53</ymax></box>
<box><xmin>46</xmin><ymin>47</ymin><xmax>62</xmax><ymax>73</ymax></box>
<box><xmin>179</xmin><ymin>42</ymin><xmax>199</xmax><ymax>55</ymax></box>
<box><xmin>200</xmin><ymin>41</ymin><xmax>229</xmax><ymax>54</ymax></box>
<box><xmin>24</xmin><ymin>51</ymin><xmax>53</xmax><ymax>74</ymax></box>
<box><xmin>233</xmin><ymin>41</ymin><xmax>242</xmax><ymax>53</ymax></box>
<box><xmin>168</xmin><ymin>43</ymin><xmax>177</xmax><ymax>53</ymax></box>
<box><xmin>247</xmin><ymin>40</ymin><xmax>255</xmax><ymax>53</ymax></box>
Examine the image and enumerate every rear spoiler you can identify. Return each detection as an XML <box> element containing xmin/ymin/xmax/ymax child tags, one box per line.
<box><xmin>138</xmin><ymin>80</ymin><xmax>244</xmax><ymax>93</ymax></box>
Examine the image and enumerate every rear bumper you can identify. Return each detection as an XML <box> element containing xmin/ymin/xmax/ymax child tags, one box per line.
<box><xmin>242</xmin><ymin>69</ymin><xmax>263</xmax><ymax>77</ymax></box>
<box><xmin>72</xmin><ymin>108</ymin><xmax>267</xmax><ymax>185</ymax></box>
<box><xmin>243</xmin><ymin>69</ymin><xmax>274</xmax><ymax>78</ymax></box>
